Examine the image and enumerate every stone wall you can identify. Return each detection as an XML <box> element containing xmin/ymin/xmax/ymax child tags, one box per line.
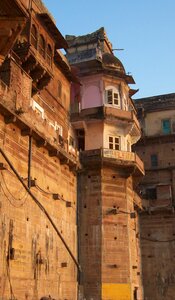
<box><xmin>0</xmin><ymin>116</ymin><xmax>78</xmax><ymax>300</ymax></box>
<box><xmin>140</xmin><ymin>212</ymin><xmax>175</xmax><ymax>300</ymax></box>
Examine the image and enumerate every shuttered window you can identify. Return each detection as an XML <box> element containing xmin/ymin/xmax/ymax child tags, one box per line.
<box><xmin>109</xmin><ymin>136</ymin><xmax>120</xmax><ymax>150</ymax></box>
<box><xmin>106</xmin><ymin>89</ymin><xmax>120</xmax><ymax>106</ymax></box>
<box><xmin>31</xmin><ymin>24</ymin><xmax>37</xmax><ymax>49</ymax></box>
<box><xmin>162</xmin><ymin>119</ymin><xmax>171</xmax><ymax>134</ymax></box>
<box><xmin>39</xmin><ymin>35</ymin><xmax>45</xmax><ymax>58</ymax></box>
<box><xmin>151</xmin><ymin>154</ymin><xmax>158</xmax><ymax>167</ymax></box>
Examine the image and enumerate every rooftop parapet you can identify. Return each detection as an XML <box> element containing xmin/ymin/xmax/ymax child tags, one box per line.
<box><xmin>135</xmin><ymin>93</ymin><xmax>175</xmax><ymax>114</ymax></box>
<box><xmin>66</xmin><ymin>27</ymin><xmax>112</xmax><ymax>51</ymax></box>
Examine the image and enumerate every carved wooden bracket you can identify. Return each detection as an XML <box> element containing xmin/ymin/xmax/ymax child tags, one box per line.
<box><xmin>0</xmin><ymin>18</ymin><xmax>26</xmax><ymax>66</ymax></box>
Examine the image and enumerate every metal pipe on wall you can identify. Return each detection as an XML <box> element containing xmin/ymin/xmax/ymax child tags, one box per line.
<box><xmin>28</xmin><ymin>135</ymin><xmax>32</xmax><ymax>189</ymax></box>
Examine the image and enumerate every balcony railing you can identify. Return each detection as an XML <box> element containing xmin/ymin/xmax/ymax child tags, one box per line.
<box><xmin>103</xmin><ymin>148</ymin><xmax>144</xmax><ymax>174</ymax></box>
<box><xmin>0</xmin><ymin>79</ymin><xmax>17</xmax><ymax>112</ymax></box>
<box><xmin>80</xmin><ymin>148</ymin><xmax>145</xmax><ymax>175</ymax></box>
<box><xmin>0</xmin><ymin>60</ymin><xmax>31</xmax><ymax>113</ymax></box>
<box><xmin>103</xmin><ymin>148</ymin><xmax>135</xmax><ymax>161</ymax></box>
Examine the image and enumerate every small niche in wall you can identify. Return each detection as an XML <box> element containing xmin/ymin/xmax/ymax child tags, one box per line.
<box><xmin>53</xmin><ymin>194</ymin><xmax>61</xmax><ymax>200</ymax></box>
<box><xmin>61</xmin><ymin>262</ymin><xmax>67</xmax><ymax>268</ymax></box>
<box><xmin>30</xmin><ymin>179</ymin><xmax>37</xmax><ymax>187</ymax></box>
<box><xmin>66</xmin><ymin>201</ymin><xmax>72</xmax><ymax>207</ymax></box>
<box><xmin>0</xmin><ymin>163</ymin><xmax>7</xmax><ymax>170</ymax></box>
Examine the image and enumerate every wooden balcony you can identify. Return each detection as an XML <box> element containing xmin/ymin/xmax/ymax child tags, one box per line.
<box><xmin>80</xmin><ymin>148</ymin><xmax>145</xmax><ymax>176</ymax></box>
<box><xmin>0</xmin><ymin>0</ymin><xmax>27</xmax><ymax>66</ymax></box>
<box><xmin>14</xmin><ymin>41</ymin><xmax>53</xmax><ymax>94</ymax></box>
<box><xmin>104</xmin><ymin>106</ymin><xmax>140</xmax><ymax>129</ymax></box>
<box><xmin>0</xmin><ymin>18</ymin><xmax>26</xmax><ymax>65</ymax></box>
<box><xmin>71</xmin><ymin>105</ymin><xmax>141</xmax><ymax>138</ymax></box>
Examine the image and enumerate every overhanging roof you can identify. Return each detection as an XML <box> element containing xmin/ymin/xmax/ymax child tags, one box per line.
<box><xmin>0</xmin><ymin>0</ymin><xmax>28</xmax><ymax>17</ymax></box>
<box><xmin>39</xmin><ymin>13</ymin><xmax>68</xmax><ymax>49</ymax></box>
<box><xmin>54</xmin><ymin>50</ymin><xmax>79</xmax><ymax>83</ymax></box>
<box><xmin>125</xmin><ymin>74</ymin><xmax>135</xmax><ymax>84</ymax></box>
<box><xmin>129</xmin><ymin>89</ymin><xmax>139</xmax><ymax>97</ymax></box>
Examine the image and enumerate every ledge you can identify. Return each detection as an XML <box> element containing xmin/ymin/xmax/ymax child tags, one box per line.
<box><xmin>0</xmin><ymin>92</ymin><xmax>79</xmax><ymax>170</ymax></box>
<box><xmin>80</xmin><ymin>148</ymin><xmax>144</xmax><ymax>176</ymax></box>
<box><xmin>71</xmin><ymin>105</ymin><xmax>141</xmax><ymax>136</ymax></box>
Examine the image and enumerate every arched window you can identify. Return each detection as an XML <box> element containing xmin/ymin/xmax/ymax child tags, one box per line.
<box><xmin>105</xmin><ymin>86</ymin><xmax>120</xmax><ymax>107</ymax></box>
<box><xmin>31</xmin><ymin>24</ymin><xmax>37</xmax><ymax>49</ymax></box>
<box><xmin>46</xmin><ymin>44</ymin><xmax>52</xmax><ymax>66</ymax></box>
<box><xmin>58</xmin><ymin>80</ymin><xmax>62</xmax><ymax>99</ymax></box>
<box><xmin>39</xmin><ymin>34</ymin><xmax>45</xmax><ymax>58</ymax></box>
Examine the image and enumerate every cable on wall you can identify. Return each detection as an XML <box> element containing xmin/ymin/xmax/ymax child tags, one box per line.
<box><xmin>0</xmin><ymin>147</ymin><xmax>81</xmax><ymax>272</ymax></box>
<box><xmin>1</xmin><ymin>172</ymin><xmax>28</xmax><ymax>202</ymax></box>
<box><xmin>0</xmin><ymin>181</ymin><xmax>28</xmax><ymax>208</ymax></box>
<box><xmin>137</xmin><ymin>234</ymin><xmax>175</xmax><ymax>243</ymax></box>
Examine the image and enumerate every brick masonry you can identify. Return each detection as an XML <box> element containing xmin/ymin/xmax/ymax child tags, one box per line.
<box><xmin>78</xmin><ymin>165</ymin><xmax>143</xmax><ymax>300</ymax></box>
<box><xmin>0</xmin><ymin>120</ymin><xmax>78</xmax><ymax>300</ymax></box>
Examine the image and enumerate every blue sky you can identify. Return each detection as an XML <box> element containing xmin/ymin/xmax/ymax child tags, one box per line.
<box><xmin>43</xmin><ymin>0</ymin><xmax>175</xmax><ymax>99</ymax></box>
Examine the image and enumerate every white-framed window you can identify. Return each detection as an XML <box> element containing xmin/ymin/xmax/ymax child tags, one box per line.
<box><xmin>69</xmin><ymin>136</ymin><xmax>75</xmax><ymax>147</ymax></box>
<box><xmin>55</xmin><ymin>123</ymin><xmax>63</xmax><ymax>137</ymax></box>
<box><xmin>123</xmin><ymin>94</ymin><xmax>128</xmax><ymax>111</ymax></box>
<box><xmin>32</xmin><ymin>100</ymin><xmax>44</xmax><ymax>119</ymax></box>
<box><xmin>105</xmin><ymin>86</ymin><xmax>120</xmax><ymax>107</ymax></box>
<box><xmin>127</xmin><ymin>141</ymin><xmax>130</xmax><ymax>152</ymax></box>
<box><xmin>109</xmin><ymin>136</ymin><xmax>120</xmax><ymax>150</ymax></box>
<box><xmin>49</xmin><ymin>121</ymin><xmax>63</xmax><ymax>136</ymax></box>
<box><xmin>69</xmin><ymin>136</ymin><xmax>76</xmax><ymax>155</ymax></box>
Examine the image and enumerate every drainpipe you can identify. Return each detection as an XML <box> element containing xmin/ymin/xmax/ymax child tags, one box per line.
<box><xmin>171</xmin><ymin>169</ymin><xmax>175</xmax><ymax>207</ymax></box>
<box><xmin>77</xmin><ymin>172</ymin><xmax>81</xmax><ymax>300</ymax></box>
<box><xmin>28</xmin><ymin>135</ymin><xmax>32</xmax><ymax>189</ymax></box>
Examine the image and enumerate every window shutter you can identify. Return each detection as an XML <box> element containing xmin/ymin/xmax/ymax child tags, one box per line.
<box><xmin>162</xmin><ymin>119</ymin><xmax>171</xmax><ymax>134</ymax></box>
<box><xmin>107</xmin><ymin>89</ymin><xmax>113</xmax><ymax>104</ymax></box>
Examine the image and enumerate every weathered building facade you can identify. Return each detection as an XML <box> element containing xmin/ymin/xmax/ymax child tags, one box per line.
<box><xmin>134</xmin><ymin>94</ymin><xmax>175</xmax><ymax>300</ymax></box>
<box><xmin>0</xmin><ymin>1</ymin><xmax>79</xmax><ymax>299</ymax></box>
<box><xmin>66</xmin><ymin>28</ymin><xmax>144</xmax><ymax>300</ymax></box>
<box><xmin>0</xmin><ymin>1</ymin><xmax>146</xmax><ymax>300</ymax></box>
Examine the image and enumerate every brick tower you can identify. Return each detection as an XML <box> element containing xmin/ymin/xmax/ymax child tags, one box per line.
<box><xmin>66</xmin><ymin>28</ymin><xmax>145</xmax><ymax>300</ymax></box>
